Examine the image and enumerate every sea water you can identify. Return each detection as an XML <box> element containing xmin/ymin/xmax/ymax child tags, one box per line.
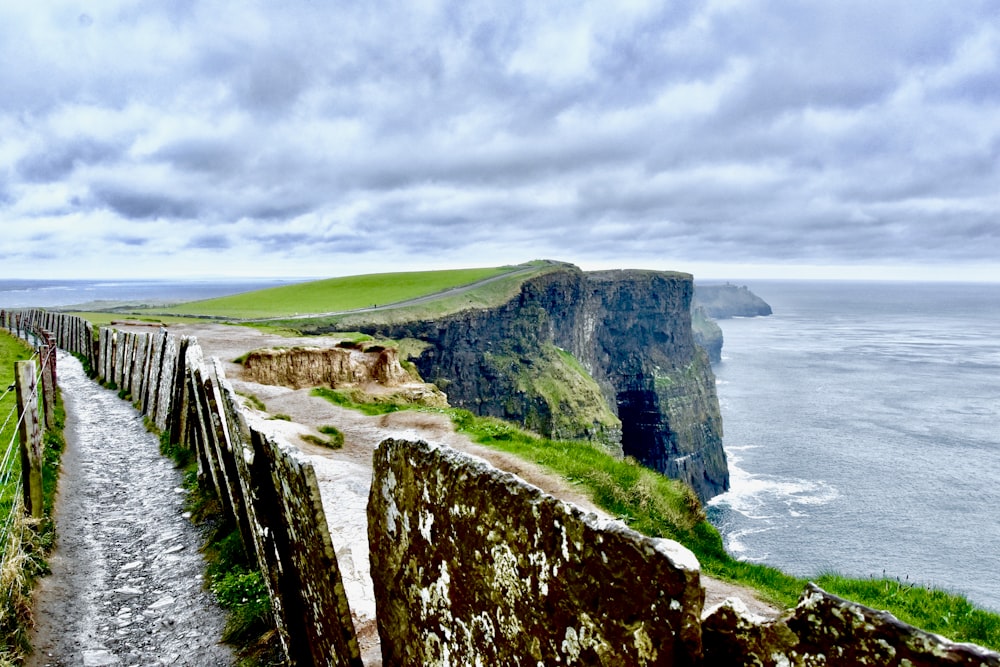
<box><xmin>0</xmin><ymin>278</ymin><xmax>299</xmax><ymax>309</ymax></box>
<box><xmin>707</xmin><ymin>281</ymin><xmax>1000</xmax><ymax>612</ymax></box>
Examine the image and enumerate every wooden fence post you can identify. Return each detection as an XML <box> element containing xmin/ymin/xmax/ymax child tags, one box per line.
<box><xmin>39</xmin><ymin>344</ymin><xmax>55</xmax><ymax>429</ymax></box>
<box><xmin>15</xmin><ymin>360</ymin><xmax>44</xmax><ymax>519</ymax></box>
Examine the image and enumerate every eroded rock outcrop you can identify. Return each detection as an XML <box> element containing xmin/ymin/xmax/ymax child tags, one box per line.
<box><xmin>369</xmin><ymin>437</ymin><xmax>705</xmax><ymax>666</ymax></box>
<box><xmin>350</xmin><ymin>265</ymin><xmax>729</xmax><ymax>501</ymax></box>
<box><xmin>241</xmin><ymin>345</ymin><xmax>412</xmax><ymax>389</ymax></box>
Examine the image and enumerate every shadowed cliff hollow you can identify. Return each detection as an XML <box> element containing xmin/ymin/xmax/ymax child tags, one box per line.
<box><xmin>340</xmin><ymin>265</ymin><xmax>729</xmax><ymax>502</ymax></box>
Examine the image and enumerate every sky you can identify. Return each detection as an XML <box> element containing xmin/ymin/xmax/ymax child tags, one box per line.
<box><xmin>2</xmin><ymin>1</ymin><xmax>999</xmax><ymax>281</ymax></box>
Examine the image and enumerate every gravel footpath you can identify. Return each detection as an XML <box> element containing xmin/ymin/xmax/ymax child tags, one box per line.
<box><xmin>28</xmin><ymin>352</ymin><xmax>233</xmax><ymax>667</ymax></box>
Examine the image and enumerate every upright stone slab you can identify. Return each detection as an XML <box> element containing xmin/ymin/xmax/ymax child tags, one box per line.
<box><xmin>190</xmin><ymin>362</ymin><xmax>223</xmax><ymax>496</ymax></box>
<box><xmin>142</xmin><ymin>332</ymin><xmax>164</xmax><ymax>415</ymax></box>
<box><xmin>702</xmin><ymin>584</ymin><xmax>1000</xmax><ymax>667</ymax></box>
<box><xmin>369</xmin><ymin>438</ymin><xmax>704</xmax><ymax>667</ymax></box>
<box><xmin>214</xmin><ymin>364</ymin><xmax>260</xmax><ymax>568</ymax></box>
<box><xmin>114</xmin><ymin>330</ymin><xmax>127</xmax><ymax>388</ymax></box>
<box><xmin>130</xmin><ymin>333</ymin><xmax>149</xmax><ymax>402</ymax></box>
<box><xmin>258</xmin><ymin>430</ymin><xmax>363</xmax><ymax>667</ymax></box>
<box><xmin>155</xmin><ymin>334</ymin><xmax>180</xmax><ymax>432</ymax></box>
<box><xmin>100</xmin><ymin>328</ymin><xmax>113</xmax><ymax>384</ymax></box>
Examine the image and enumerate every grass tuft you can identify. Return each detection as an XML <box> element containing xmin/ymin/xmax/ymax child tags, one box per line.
<box><xmin>301</xmin><ymin>426</ymin><xmax>344</xmax><ymax>450</ymax></box>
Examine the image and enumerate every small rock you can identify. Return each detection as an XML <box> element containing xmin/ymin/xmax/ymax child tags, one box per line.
<box><xmin>148</xmin><ymin>595</ymin><xmax>175</xmax><ymax>611</ymax></box>
<box><xmin>116</xmin><ymin>587</ymin><xmax>143</xmax><ymax>597</ymax></box>
<box><xmin>120</xmin><ymin>561</ymin><xmax>143</xmax><ymax>572</ymax></box>
<box><xmin>82</xmin><ymin>649</ymin><xmax>120</xmax><ymax>666</ymax></box>
<box><xmin>162</xmin><ymin>544</ymin><xmax>185</xmax><ymax>555</ymax></box>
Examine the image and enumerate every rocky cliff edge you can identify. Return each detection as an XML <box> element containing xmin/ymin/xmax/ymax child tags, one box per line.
<box><xmin>344</xmin><ymin>264</ymin><xmax>729</xmax><ymax>502</ymax></box>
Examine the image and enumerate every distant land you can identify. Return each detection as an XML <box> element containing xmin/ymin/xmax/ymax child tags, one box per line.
<box><xmin>691</xmin><ymin>283</ymin><xmax>772</xmax><ymax>363</ymax></box>
<box><xmin>694</xmin><ymin>283</ymin><xmax>774</xmax><ymax>319</ymax></box>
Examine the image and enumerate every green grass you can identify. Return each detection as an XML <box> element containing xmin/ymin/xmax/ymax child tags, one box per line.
<box><xmin>1</xmin><ymin>332</ymin><xmax>36</xmax><ymax>545</ymax></box>
<box><xmin>153</xmin><ymin>266</ymin><xmax>522</xmax><ymax>320</ymax></box>
<box><xmin>245</xmin><ymin>262</ymin><xmax>568</xmax><ymax>332</ymax></box>
<box><xmin>237</xmin><ymin>392</ymin><xmax>267</xmax><ymax>412</ymax></box>
<box><xmin>311</xmin><ymin>387</ymin><xmax>406</xmax><ymax>416</ymax></box>
<box><xmin>304</xmin><ymin>388</ymin><xmax>1000</xmax><ymax>650</ymax></box>
<box><xmin>1</xmin><ymin>331</ymin><xmax>66</xmax><ymax>663</ymax></box>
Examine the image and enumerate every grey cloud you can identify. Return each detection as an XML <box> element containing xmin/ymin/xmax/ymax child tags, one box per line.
<box><xmin>186</xmin><ymin>234</ymin><xmax>231</xmax><ymax>250</ymax></box>
<box><xmin>92</xmin><ymin>186</ymin><xmax>200</xmax><ymax>220</ymax></box>
<box><xmin>18</xmin><ymin>138</ymin><xmax>126</xmax><ymax>183</ymax></box>
<box><xmin>108</xmin><ymin>235</ymin><xmax>150</xmax><ymax>247</ymax></box>
<box><xmin>152</xmin><ymin>139</ymin><xmax>245</xmax><ymax>175</ymax></box>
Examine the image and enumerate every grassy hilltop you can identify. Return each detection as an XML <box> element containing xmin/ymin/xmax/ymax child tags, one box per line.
<box><xmin>154</xmin><ymin>263</ymin><xmax>554</xmax><ymax>320</ymax></box>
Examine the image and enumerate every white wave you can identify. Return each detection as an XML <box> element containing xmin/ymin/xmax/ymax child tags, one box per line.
<box><xmin>725</xmin><ymin>526</ymin><xmax>777</xmax><ymax>558</ymax></box>
<box><xmin>710</xmin><ymin>451</ymin><xmax>839</xmax><ymax>520</ymax></box>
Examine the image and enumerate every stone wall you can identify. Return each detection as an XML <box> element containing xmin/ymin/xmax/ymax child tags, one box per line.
<box><xmin>2</xmin><ymin>309</ymin><xmax>96</xmax><ymax>368</ymax></box>
<box><xmin>369</xmin><ymin>437</ymin><xmax>705</xmax><ymax>666</ymax></box>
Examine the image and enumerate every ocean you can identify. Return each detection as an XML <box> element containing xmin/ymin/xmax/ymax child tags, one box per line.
<box><xmin>0</xmin><ymin>278</ymin><xmax>300</xmax><ymax>309</ymax></box>
<box><xmin>707</xmin><ymin>280</ymin><xmax>1000</xmax><ymax>613</ymax></box>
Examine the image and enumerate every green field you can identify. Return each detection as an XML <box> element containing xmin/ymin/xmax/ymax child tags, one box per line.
<box><xmin>0</xmin><ymin>332</ymin><xmax>34</xmax><ymax>528</ymax></box>
<box><xmin>153</xmin><ymin>266</ymin><xmax>527</xmax><ymax>320</ymax></box>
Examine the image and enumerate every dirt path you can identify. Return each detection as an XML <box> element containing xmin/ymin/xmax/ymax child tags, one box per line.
<box><xmin>28</xmin><ymin>352</ymin><xmax>233</xmax><ymax>667</ymax></box>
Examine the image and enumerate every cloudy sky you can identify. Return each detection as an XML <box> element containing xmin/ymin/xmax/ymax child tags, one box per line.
<box><xmin>2</xmin><ymin>1</ymin><xmax>998</xmax><ymax>281</ymax></box>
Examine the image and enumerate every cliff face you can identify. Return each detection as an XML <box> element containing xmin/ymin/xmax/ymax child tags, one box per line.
<box><xmin>694</xmin><ymin>283</ymin><xmax>773</xmax><ymax>319</ymax></box>
<box><xmin>354</xmin><ymin>266</ymin><xmax>729</xmax><ymax>502</ymax></box>
<box><xmin>691</xmin><ymin>305</ymin><xmax>724</xmax><ymax>363</ymax></box>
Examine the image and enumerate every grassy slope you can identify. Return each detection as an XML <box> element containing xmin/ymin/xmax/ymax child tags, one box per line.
<box><xmin>237</xmin><ymin>262</ymin><xmax>566</xmax><ymax>332</ymax></box>
<box><xmin>153</xmin><ymin>266</ymin><xmax>521</xmax><ymax>320</ymax></box>
<box><xmin>0</xmin><ymin>332</ymin><xmax>33</xmax><ymax>520</ymax></box>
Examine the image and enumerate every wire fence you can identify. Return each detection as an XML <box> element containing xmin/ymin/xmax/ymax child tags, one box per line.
<box><xmin>0</xmin><ymin>330</ymin><xmax>45</xmax><ymax>570</ymax></box>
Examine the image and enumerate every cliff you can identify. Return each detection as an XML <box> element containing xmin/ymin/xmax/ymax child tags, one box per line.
<box><xmin>339</xmin><ymin>265</ymin><xmax>729</xmax><ymax>502</ymax></box>
<box><xmin>694</xmin><ymin>283</ymin><xmax>773</xmax><ymax>319</ymax></box>
<box><xmin>691</xmin><ymin>305</ymin><xmax>724</xmax><ymax>363</ymax></box>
